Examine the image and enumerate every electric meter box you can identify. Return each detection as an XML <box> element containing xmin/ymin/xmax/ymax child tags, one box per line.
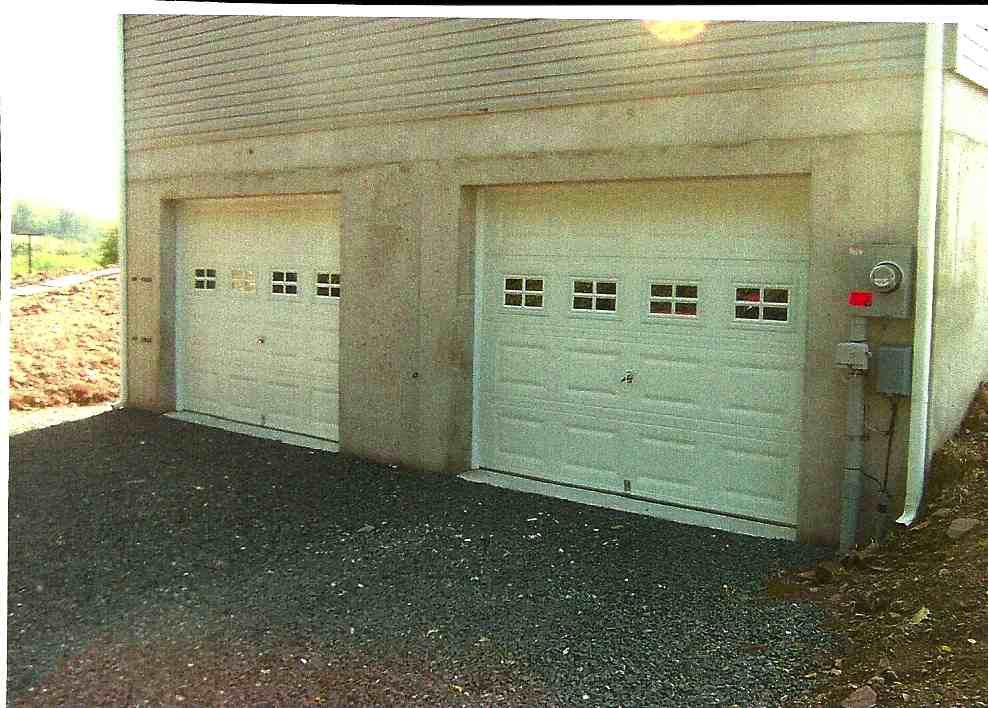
<box><xmin>847</xmin><ymin>243</ymin><xmax>916</xmax><ymax>319</ymax></box>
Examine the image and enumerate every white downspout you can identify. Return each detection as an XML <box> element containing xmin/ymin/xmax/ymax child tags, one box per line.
<box><xmin>117</xmin><ymin>13</ymin><xmax>129</xmax><ymax>408</ymax></box>
<box><xmin>898</xmin><ymin>22</ymin><xmax>944</xmax><ymax>527</ymax></box>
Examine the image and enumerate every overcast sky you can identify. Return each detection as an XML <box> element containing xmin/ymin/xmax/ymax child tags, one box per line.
<box><xmin>1</xmin><ymin>4</ymin><xmax>982</xmax><ymax>224</ymax></box>
<box><xmin>3</xmin><ymin>7</ymin><xmax>122</xmax><ymax>220</ymax></box>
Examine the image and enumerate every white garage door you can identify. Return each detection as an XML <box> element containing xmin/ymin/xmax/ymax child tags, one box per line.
<box><xmin>175</xmin><ymin>194</ymin><xmax>341</xmax><ymax>442</ymax></box>
<box><xmin>475</xmin><ymin>177</ymin><xmax>810</xmax><ymax>530</ymax></box>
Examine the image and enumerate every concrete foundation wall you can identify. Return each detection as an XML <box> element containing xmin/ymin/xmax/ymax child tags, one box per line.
<box><xmin>928</xmin><ymin>75</ymin><xmax>988</xmax><ymax>454</ymax></box>
<box><xmin>125</xmin><ymin>76</ymin><xmax>925</xmax><ymax>545</ymax></box>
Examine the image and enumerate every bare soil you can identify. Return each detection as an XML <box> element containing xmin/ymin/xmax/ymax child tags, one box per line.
<box><xmin>776</xmin><ymin>383</ymin><xmax>988</xmax><ymax>707</ymax></box>
<box><xmin>8</xmin><ymin>275</ymin><xmax>120</xmax><ymax>410</ymax></box>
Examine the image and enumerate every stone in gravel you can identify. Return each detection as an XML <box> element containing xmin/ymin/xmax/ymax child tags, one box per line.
<box><xmin>841</xmin><ymin>685</ymin><xmax>878</xmax><ymax>708</ymax></box>
<box><xmin>947</xmin><ymin>518</ymin><xmax>981</xmax><ymax>540</ymax></box>
<box><xmin>357</xmin><ymin>524</ymin><xmax>375</xmax><ymax>533</ymax></box>
<box><xmin>931</xmin><ymin>508</ymin><xmax>952</xmax><ymax>519</ymax></box>
<box><xmin>814</xmin><ymin>561</ymin><xmax>840</xmax><ymax>584</ymax></box>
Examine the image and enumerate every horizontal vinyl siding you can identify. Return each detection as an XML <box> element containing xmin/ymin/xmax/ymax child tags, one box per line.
<box><xmin>124</xmin><ymin>16</ymin><xmax>926</xmax><ymax>150</ymax></box>
<box><xmin>953</xmin><ymin>24</ymin><xmax>988</xmax><ymax>89</ymax></box>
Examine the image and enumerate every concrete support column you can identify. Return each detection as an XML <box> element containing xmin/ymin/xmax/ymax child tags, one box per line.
<box><xmin>339</xmin><ymin>161</ymin><xmax>472</xmax><ymax>473</ymax></box>
<box><xmin>339</xmin><ymin>164</ymin><xmax>416</xmax><ymax>465</ymax></box>
<box><xmin>413</xmin><ymin>161</ymin><xmax>473</xmax><ymax>472</ymax></box>
<box><xmin>124</xmin><ymin>187</ymin><xmax>165</xmax><ymax>410</ymax></box>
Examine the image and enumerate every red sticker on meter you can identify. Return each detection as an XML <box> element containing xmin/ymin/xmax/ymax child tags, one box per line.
<box><xmin>848</xmin><ymin>291</ymin><xmax>874</xmax><ymax>307</ymax></box>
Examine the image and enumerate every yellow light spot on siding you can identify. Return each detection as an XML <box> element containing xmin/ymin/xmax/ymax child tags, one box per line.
<box><xmin>642</xmin><ymin>20</ymin><xmax>708</xmax><ymax>43</ymax></box>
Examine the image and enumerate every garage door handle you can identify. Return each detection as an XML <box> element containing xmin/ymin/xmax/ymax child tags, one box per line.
<box><xmin>620</xmin><ymin>370</ymin><xmax>635</xmax><ymax>384</ymax></box>
<box><xmin>257</xmin><ymin>337</ymin><xmax>266</xmax><ymax>344</ymax></box>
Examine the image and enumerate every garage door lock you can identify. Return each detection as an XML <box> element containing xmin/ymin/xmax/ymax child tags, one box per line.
<box><xmin>257</xmin><ymin>336</ymin><xmax>266</xmax><ymax>344</ymax></box>
<box><xmin>620</xmin><ymin>370</ymin><xmax>635</xmax><ymax>384</ymax></box>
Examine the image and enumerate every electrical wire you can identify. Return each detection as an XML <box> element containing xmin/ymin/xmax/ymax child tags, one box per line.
<box><xmin>859</xmin><ymin>394</ymin><xmax>900</xmax><ymax>488</ymax></box>
<box><xmin>882</xmin><ymin>395</ymin><xmax>900</xmax><ymax>493</ymax></box>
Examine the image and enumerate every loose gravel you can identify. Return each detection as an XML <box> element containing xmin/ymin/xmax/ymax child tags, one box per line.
<box><xmin>8</xmin><ymin>410</ymin><xmax>833</xmax><ymax>707</ymax></box>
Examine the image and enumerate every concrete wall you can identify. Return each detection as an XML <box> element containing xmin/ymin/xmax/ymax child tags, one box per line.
<box><xmin>928</xmin><ymin>75</ymin><xmax>988</xmax><ymax>453</ymax></box>
<box><xmin>124</xmin><ymin>75</ymin><xmax>925</xmax><ymax>545</ymax></box>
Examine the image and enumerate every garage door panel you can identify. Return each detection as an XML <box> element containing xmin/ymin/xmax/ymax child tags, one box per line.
<box><xmin>309</xmin><ymin>385</ymin><xmax>340</xmax><ymax>420</ymax></box>
<box><xmin>492</xmin><ymin>339</ymin><xmax>552</xmax><ymax>398</ymax></box>
<box><xmin>721</xmin><ymin>446</ymin><xmax>796</xmax><ymax>523</ymax></box>
<box><xmin>558</xmin><ymin>343</ymin><xmax>625</xmax><ymax>403</ymax></box>
<box><xmin>477</xmin><ymin>179</ymin><xmax>808</xmax><ymax>531</ymax></box>
<box><xmin>555</xmin><ymin>416</ymin><xmax>626</xmax><ymax>492</ymax></box>
<box><xmin>633</xmin><ymin>347</ymin><xmax>713</xmax><ymax>420</ymax></box>
<box><xmin>717</xmin><ymin>360</ymin><xmax>802</xmax><ymax>431</ymax></box>
<box><xmin>185</xmin><ymin>370</ymin><xmax>264</xmax><ymax>425</ymax></box>
<box><xmin>177</xmin><ymin>194</ymin><xmax>340</xmax><ymax>442</ymax></box>
<box><xmin>629</xmin><ymin>427</ymin><xmax>706</xmax><ymax>506</ymax></box>
<box><xmin>488</xmin><ymin>406</ymin><xmax>551</xmax><ymax>476</ymax></box>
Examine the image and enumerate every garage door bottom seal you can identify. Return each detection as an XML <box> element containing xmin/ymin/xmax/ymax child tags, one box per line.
<box><xmin>165</xmin><ymin>411</ymin><xmax>339</xmax><ymax>452</ymax></box>
<box><xmin>460</xmin><ymin>468</ymin><xmax>797</xmax><ymax>541</ymax></box>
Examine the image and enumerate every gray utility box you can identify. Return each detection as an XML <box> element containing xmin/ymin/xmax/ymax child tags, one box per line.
<box><xmin>847</xmin><ymin>243</ymin><xmax>916</xmax><ymax>319</ymax></box>
<box><xmin>876</xmin><ymin>345</ymin><xmax>913</xmax><ymax>396</ymax></box>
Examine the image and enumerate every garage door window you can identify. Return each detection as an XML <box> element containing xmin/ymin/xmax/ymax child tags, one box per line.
<box><xmin>572</xmin><ymin>279</ymin><xmax>617</xmax><ymax>312</ymax></box>
<box><xmin>735</xmin><ymin>286</ymin><xmax>789</xmax><ymax>322</ymax></box>
<box><xmin>193</xmin><ymin>268</ymin><xmax>217</xmax><ymax>291</ymax></box>
<box><xmin>649</xmin><ymin>282</ymin><xmax>698</xmax><ymax>317</ymax></box>
<box><xmin>271</xmin><ymin>270</ymin><xmax>299</xmax><ymax>296</ymax></box>
<box><xmin>503</xmin><ymin>276</ymin><xmax>544</xmax><ymax>309</ymax></box>
<box><xmin>316</xmin><ymin>272</ymin><xmax>341</xmax><ymax>299</ymax></box>
<box><xmin>231</xmin><ymin>270</ymin><xmax>256</xmax><ymax>294</ymax></box>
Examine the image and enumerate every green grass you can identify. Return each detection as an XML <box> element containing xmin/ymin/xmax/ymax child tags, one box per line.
<box><xmin>10</xmin><ymin>235</ymin><xmax>101</xmax><ymax>277</ymax></box>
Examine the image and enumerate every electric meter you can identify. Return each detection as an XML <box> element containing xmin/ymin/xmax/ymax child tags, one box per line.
<box><xmin>847</xmin><ymin>244</ymin><xmax>915</xmax><ymax>319</ymax></box>
<box><xmin>868</xmin><ymin>261</ymin><xmax>903</xmax><ymax>293</ymax></box>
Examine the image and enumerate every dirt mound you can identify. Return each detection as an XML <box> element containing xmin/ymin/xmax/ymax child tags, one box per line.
<box><xmin>9</xmin><ymin>276</ymin><xmax>121</xmax><ymax>410</ymax></box>
<box><xmin>777</xmin><ymin>383</ymin><xmax>988</xmax><ymax>707</ymax></box>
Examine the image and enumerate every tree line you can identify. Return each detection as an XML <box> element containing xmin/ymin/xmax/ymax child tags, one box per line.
<box><xmin>11</xmin><ymin>200</ymin><xmax>110</xmax><ymax>241</ymax></box>
<box><xmin>11</xmin><ymin>200</ymin><xmax>119</xmax><ymax>268</ymax></box>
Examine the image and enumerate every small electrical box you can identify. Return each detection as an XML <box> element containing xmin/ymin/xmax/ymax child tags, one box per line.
<box><xmin>847</xmin><ymin>243</ymin><xmax>916</xmax><ymax>319</ymax></box>
<box><xmin>876</xmin><ymin>345</ymin><xmax>913</xmax><ymax>396</ymax></box>
<box><xmin>835</xmin><ymin>341</ymin><xmax>871</xmax><ymax>370</ymax></box>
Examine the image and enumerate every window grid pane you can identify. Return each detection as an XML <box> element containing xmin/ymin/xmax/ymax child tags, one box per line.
<box><xmin>572</xmin><ymin>279</ymin><xmax>618</xmax><ymax>313</ymax></box>
<box><xmin>316</xmin><ymin>272</ymin><xmax>341</xmax><ymax>299</ymax></box>
<box><xmin>504</xmin><ymin>276</ymin><xmax>545</xmax><ymax>310</ymax></box>
<box><xmin>272</xmin><ymin>270</ymin><xmax>300</xmax><ymax>296</ymax></box>
<box><xmin>649</xmin><ymin>281</ymin><xmax>698</xmax><ymax>318</ymax></box>
<box><xmin>193</xmin><ymin>267</ymin><xmax>217</xmax><ymax>292</ymax></box>
<box><xmin>231</xmin><ymin>270</ymin><xmax>256</xmax><ymax>293</ymax></box>
<box><xmin>734</xmin><ymin>286</ymin><xmax>790</xmax><ymax>322</ymax></box>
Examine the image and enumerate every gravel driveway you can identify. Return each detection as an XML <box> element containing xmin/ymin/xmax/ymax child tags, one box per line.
<box><xmin>8</xmin><ymin>410</ymin><xmax>833</xmax><ymax>707</ymax></box>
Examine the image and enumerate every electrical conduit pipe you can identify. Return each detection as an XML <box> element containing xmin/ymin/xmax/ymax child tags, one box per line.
<box><xmin>839</xmin><ymin>317</ymin><xmax>870</xmax><ymax>554</ymax></box>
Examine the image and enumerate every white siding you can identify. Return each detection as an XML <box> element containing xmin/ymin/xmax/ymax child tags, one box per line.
<box><xmin>950</xmin><ymin>24</ymin><xmax>988</xmax><ymax>89</ymax></box>
<box><xmin>124</xmin><ymin>16</ymin><xmax>926</xmax><ymax>150</ymax></box>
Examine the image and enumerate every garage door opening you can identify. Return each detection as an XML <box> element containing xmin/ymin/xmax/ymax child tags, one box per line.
<box><xmin>172</xmin><ymin>194</ymin><xmax>342</xmax><ymax>448</ymax></box>
<box><xmin>469</xmin><ymin>176</ymin><xmax>811</xmax><ymax>539</ymax></box>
